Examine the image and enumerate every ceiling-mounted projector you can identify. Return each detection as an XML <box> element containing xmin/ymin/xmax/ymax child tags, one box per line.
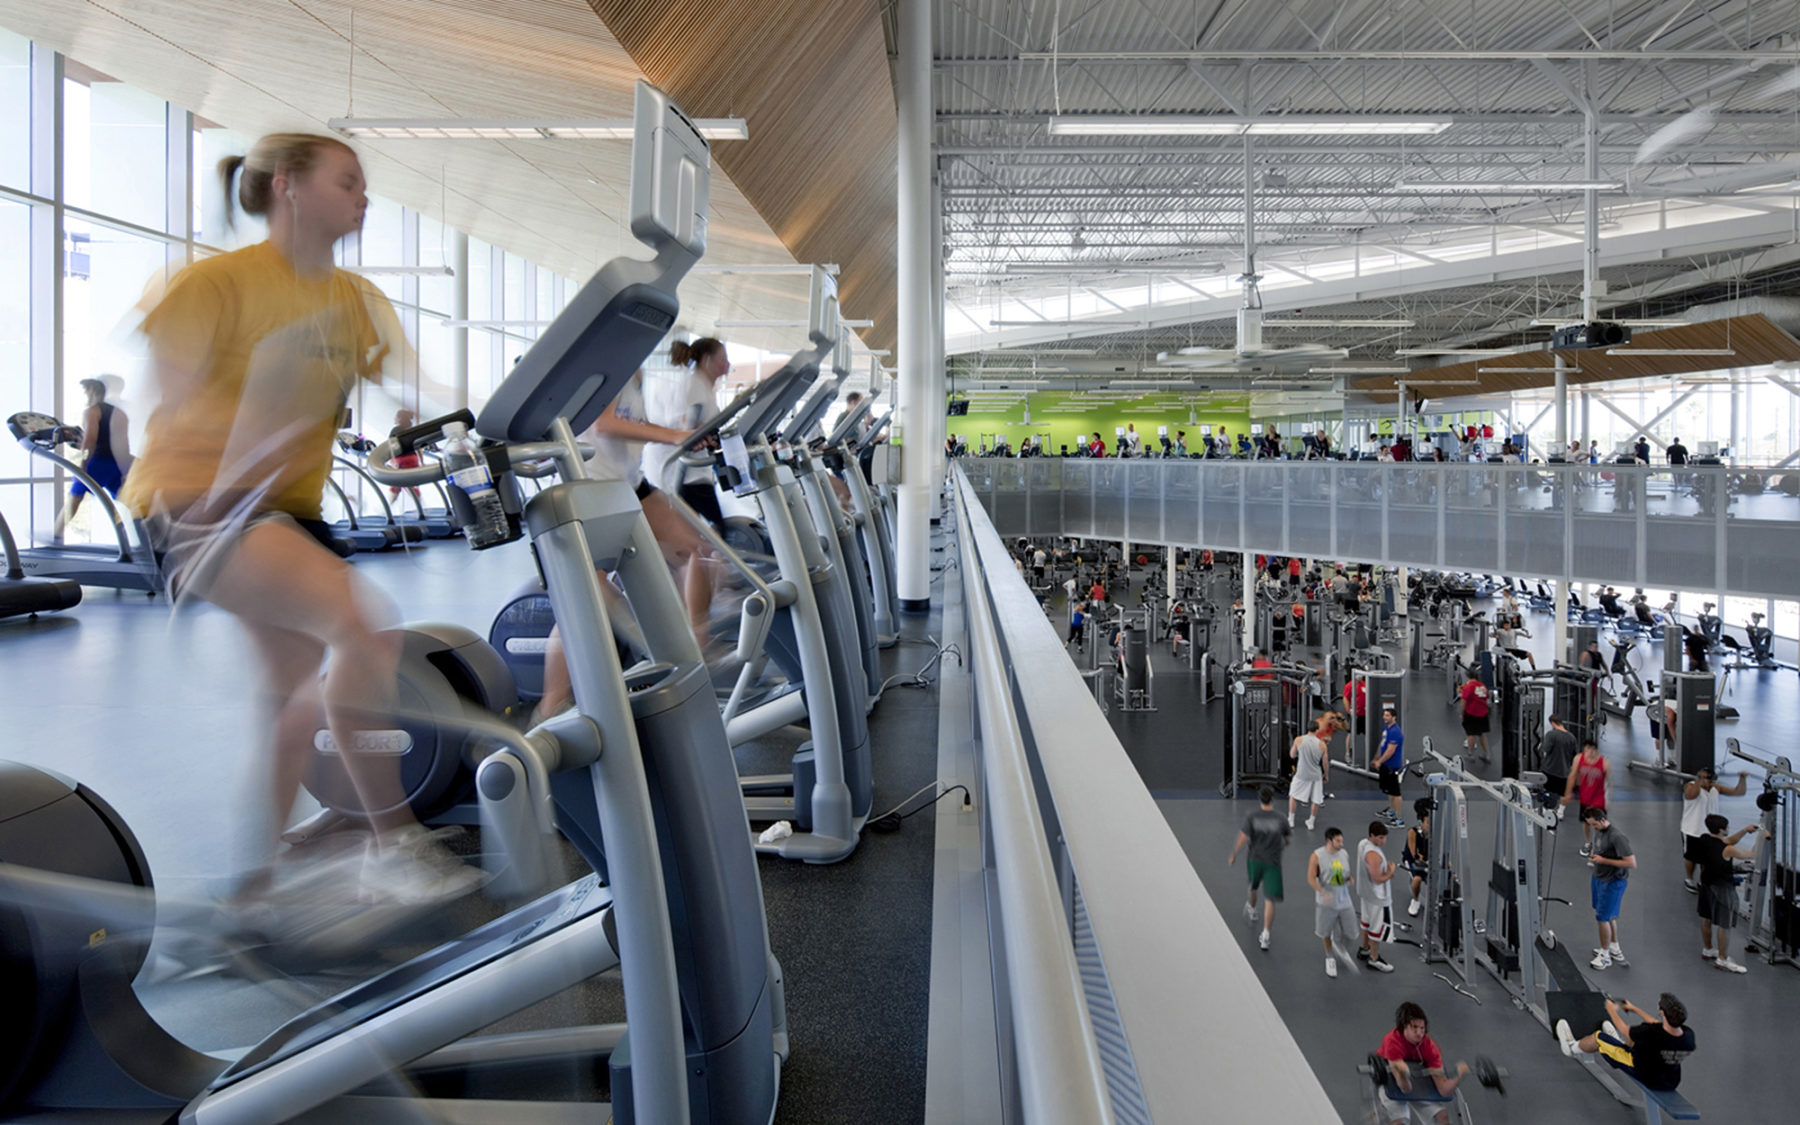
<box><xmin>1551</xmin><ymin>321</ymin><xmax>1630</xmax><ymax>350</ymax></box>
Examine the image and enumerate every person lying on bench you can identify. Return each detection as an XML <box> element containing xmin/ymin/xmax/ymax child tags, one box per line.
<box><xmin>1557</xmin><ymin>992</ymin><xmax>1695</xmax><ymax>1092</ymax></box>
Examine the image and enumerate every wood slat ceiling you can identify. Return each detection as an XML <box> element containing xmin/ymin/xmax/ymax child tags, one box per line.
<box><xmin>587</xmin><ymin>0</ymin><xmax>899</xmax><ymax>353</ymax></box>
<box><xmin>1349</xmin><ymin>316</ymin><xmax>1800</xmax><ymax>396</ymax></box>
<box><xmin>0</xmin><ymin>0</ymin><xmax>834</xmax><ymax>344</ymax></box>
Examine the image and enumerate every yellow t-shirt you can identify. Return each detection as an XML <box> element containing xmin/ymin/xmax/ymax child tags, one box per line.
<box><xmin>121</xmin><ymin>242</ymin><xmax>388</xmax><ymax>521</ymax></box>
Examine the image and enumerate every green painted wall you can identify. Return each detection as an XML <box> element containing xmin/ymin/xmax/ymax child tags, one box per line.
<box><xmin>952</xmin><ymin>393</ymin><xmax>1250</xmax><ymax>455</ymax></box>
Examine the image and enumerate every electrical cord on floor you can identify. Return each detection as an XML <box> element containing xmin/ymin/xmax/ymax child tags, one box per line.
<box><xmin>868</xmin><ymin>781</ymin><xmax>973</xmax><ymax>833</ymax></box>
<box><xmin>872</xmin><ymin>641</ymin><xmax>964</xmax><ymax>700</ymax></box>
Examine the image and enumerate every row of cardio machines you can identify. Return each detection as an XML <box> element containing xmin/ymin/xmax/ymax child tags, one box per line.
<box><xmin>0</xmin><ymin>81</ymin><xmax>894</xmax><ymax>1125</ymax></box>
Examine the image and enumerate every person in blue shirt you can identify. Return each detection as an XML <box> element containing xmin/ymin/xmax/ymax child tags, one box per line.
<box><xmin>1374</xmin><ymin>706</ymin><xmax>1406</xmax><ymax>827</ymax></box>
<box><xmin>1067</xmin><ymin>601</ymin><xmax>1086</xmax><ymax>648</ymax></box>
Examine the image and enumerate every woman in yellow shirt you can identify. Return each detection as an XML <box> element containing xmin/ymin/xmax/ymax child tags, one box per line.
<box><xmin>126</xmin><ymin>133</ymin><xmax>478</xmax><ymax>907</ymax></box>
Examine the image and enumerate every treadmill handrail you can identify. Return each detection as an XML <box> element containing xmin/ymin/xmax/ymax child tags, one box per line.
<box><xmin>10</xmin><ymin>428</ymin><xmax>145</xmax><ymax>564</ymax></box>
<box><xmin>0</xmin><ymin>508</ymin><xmax>24</xmax><ymax>580</ymax></box>
<box><xmin>332</xmin><ymin>454</ymin><xmax>401</xmax><ymax>525</ymax></box>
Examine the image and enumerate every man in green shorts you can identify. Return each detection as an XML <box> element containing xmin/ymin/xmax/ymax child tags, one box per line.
<box><xmin>1228</xmin><ymin>785</ymin><xmax>1291</xmax><ymax>952</ymax></box>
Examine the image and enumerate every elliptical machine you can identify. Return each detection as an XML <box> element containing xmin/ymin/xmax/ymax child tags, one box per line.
<box><xmin>0</xmin><ymin>82</ymin><xmax>781</xmax><ymax>1125</ymax></box>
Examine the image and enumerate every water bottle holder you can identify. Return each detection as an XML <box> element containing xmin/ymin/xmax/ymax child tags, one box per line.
<box><xmin>446</xmin><ymin>485</ymin><xmax>524</xmax><ymax>550</ymax></box>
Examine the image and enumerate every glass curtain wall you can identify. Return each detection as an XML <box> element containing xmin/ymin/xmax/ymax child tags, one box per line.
<box><xmin>0</xmin><ymin>29</ymin><xmax>575</xmax><ymax>544</ymax></box>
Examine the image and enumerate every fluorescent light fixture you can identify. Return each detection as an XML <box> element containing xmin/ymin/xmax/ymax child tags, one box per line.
<box><xmin>718</xmin><ymin>318</ymin><xmax>874</xmax><ymax>329</ymax></box>
<box><xmin>1393</xmin><ymin>180</ymin><xmax>1619</xmax><ymax>192</ymax></box>
<box><xmin>1263</xmin><ymin>319</ymin><xmax>1416</xmax><ymax>329</ymax></box>
<box><xmin>695</xmin><ymin>263</ymin><xmax>840</xmax><ymax>275</ymax></box>
<box><xmin>330</xmin><ymin>117</ymin><xmax>749</xmax><ymax>141</ymax></box>
<box><xmin>984</xmin><ymin>348</ymin><xmax>1100</xmax><ymax>356</ymax></box>
<box><xmin>1049</xmin><ymin>117</ymin><xmax>1243</xmax><ymax>136</ymax></box>
<box><xmin>438</xmin><ymin>318</ymin><xmax>553</xmax><ymax>328</ymax></box>
<box><xmin>1047</xmin><ymin>116</ymin><xmax>1450</xmax><ymax>137</ymax></box>
<box><xmin>1406</xmin><ymin>378</ymin><xmax>1485</xmax><ymax>385</ymax></box>
<box><xmin>1395</xmin><ymin>348</ymin><xmax>1516</xmax><ymax>357</ymax></box>
<box><xmin>1000</xmin><ymin>261</ymin><xmax>1225</xmax><ymax>275</ymax></box>
<box><xmin>1530</xmin><ymin>318</ymin><xmax>1691</xmax><ymax>328</ymax></box>
<box><xmin>1605</xmin><ymin>348</ymin><xmax>1736</xmax><ymax>356</ymax></box>
<box><xmin>989</xmin><ymin>319</ymin><xmax>1137</xmax><ymax>328</ymax></box>
<box><xmin>1309</xmin><ymin>366</ymin><xmax>1411</xmax><ymax>375</ymax></box>
<box><xmin>1477</xmin><ymin>366</ymin><xmax>1576</xmax><ymax>375</ymax></box>
<box><xmin>350</xmin><ymin>265</ymin><xmax>455</xmax><ymax>276</ymax></box>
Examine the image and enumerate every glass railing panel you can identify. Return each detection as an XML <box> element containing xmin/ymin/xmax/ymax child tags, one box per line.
<box><xmin>1242</xmin><ymin>463</ymin><xmax>1286</xmax><ymax>549</ymax></box>
<box><xmin>1126</xmin><ymin>461</ymin><xmax>1165</xmax><ymax>544</ymax></box>
<box><xmin>1503</xmin><ymin>466</ymin><xmax>1562</xmax><ymax>576</ymax></box>
<box><xmin>1387</xmin><ymin>466</ymin><xmax>1438</xmax><ymax>565</ymax></box>
<box><xmin>1092</xmin><ymin>462</ymin><xmax>1128</xmax><ymax>540</ymax></box>
<box><xmin>1164</xmin><ymin>461</ymin><xmax>1201</xmax><ymax>543</ymax></box>
<box><xmin>1723</xmin><ymin>467</ymin><xmax>1798</xmax><ymax>598</ymax></box>
<box><xmin>1062</xmin><ymin>460</ymin><xmax>1097</xmax><ymax>539</ymax></box>
<box><xmin>1334</xmin><ymin>462</ymin><xmax>1385</xmax><ymax>561</ymax></box>
<box><xmin>1569</xmin><ymin>466</ymin><xmax>1638</xmax><ymax>584</ymax></box>
<box><xmin>1442</xmin><ymin>465</ymin><xmax>1501</xmax><ymax>572</ymax></box>
<box><xmin>1286</xmin><ymin>463</ymin><xmax>1336</xmax><ymax>558</ymax></box>
<box><xmin>1200</xmin><ymin>463</ymin><xmax>1242</xmax><ymax>547</ymax></box>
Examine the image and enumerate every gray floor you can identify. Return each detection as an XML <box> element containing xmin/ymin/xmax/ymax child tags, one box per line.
<box><xmin>1074</xmin><ymin>565</ymin><xmax>1800</xmax><ymax>1123</ymax></box>
<box><xmin>0</xmin><ymin>533</ymin><xmax>943</xmax><ymax>1123</ymax></box>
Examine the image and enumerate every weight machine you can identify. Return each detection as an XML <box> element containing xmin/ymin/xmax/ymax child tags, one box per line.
<box><xmin>1629</xmin><ymin>670</ymin><xmax>1716</xmax><ymax>783</ymax></box>
<box><xmin>1416</xmin><ymin>738</ymin><xmax>1623</xmax><ymax>1102</ymax></box>
<box><xmin>1730</xmin><ymin>738</ymin><xmax>1800</xmax><ymax>969</ymax></box>
<box><xmin>1113</xmin><ymin>614</ymin><xmax>1156</xmax><ymax>712</ymax></box>
<box><xmin>1220</xmin><ymin>662</ymin><xmax>1317</xmax><ymax>796</ymax></box>
<box><xmin>1496</xmin><ymin>663</ymin><xmax>1603</xmax><ymax>778</ymax></box>
<box><xmin>1335</xmin><ymin>667</ymin><xmax>1404</xmax><ymax>779</ymax></box>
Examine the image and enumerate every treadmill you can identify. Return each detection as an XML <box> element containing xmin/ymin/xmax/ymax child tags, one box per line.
<box><xmin>4</xmin><ymin>412</ymin><xmax>163</xmax><ymax>593</ymax></box>
<box><xmin>0</xmin><ymin>509</ymin><xmax>81</xmax><ymax>620</ymax></box>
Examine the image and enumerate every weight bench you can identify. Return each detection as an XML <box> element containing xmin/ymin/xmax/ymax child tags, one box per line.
<box><xmin>1628</xmin><ymin>1074</ymin><xmax>1699</xmax><ymax>1123</ymax></box>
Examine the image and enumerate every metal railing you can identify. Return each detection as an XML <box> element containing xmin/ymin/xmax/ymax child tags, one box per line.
<box><xmin>950</xmin><ymin>467</ymin><xmax>1335</xmax><ymax>1124</ymax></box>
<box><xmin>964</xmin><ymin>457</ymin><xmax>1800</xmax><ymax>599</ymax></box>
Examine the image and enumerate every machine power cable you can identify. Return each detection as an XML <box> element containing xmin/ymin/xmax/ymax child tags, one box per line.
<box><xmin>869</xmin><ymin>782</ymin><xmax>972</xmax><ymax>834</ymax></box>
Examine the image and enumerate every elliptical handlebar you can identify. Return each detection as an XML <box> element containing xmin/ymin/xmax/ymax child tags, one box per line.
<box><xmin>366</xmin><ymin>409</ymin><xmax>592</xmax><ymax>487</ymax></box>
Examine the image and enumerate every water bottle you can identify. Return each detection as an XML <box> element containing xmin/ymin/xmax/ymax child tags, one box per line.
<box><xmin>441</xmin><ymin>421</ymin><xmax>510</xmax><ymax>549</ymax></box>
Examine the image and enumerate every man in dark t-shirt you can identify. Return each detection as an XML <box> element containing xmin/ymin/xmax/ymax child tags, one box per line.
<box><xmin>1667</xmin><ymin>438</ymin><xmax>1689</xmax><ymax>466</ymax></box>
<box><xmin>1227</xmin><ymin>786</ymin><xmax>1292</xmax><ymax>952</ymax></box>
<box><xmin>1538</xmin><ymin>715</ymin><xmax>1578</xmax><ymax>818</ymax></box>
<box><xmin>1559</xmin><ymin>993</ymin><xmax>1695</xmax><ymax>1091</ymax></box>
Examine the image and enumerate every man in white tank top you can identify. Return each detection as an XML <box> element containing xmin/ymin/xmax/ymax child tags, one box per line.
<box><xmin>1288</xmin><ymin>712</ymin><xmax>1340</xmax><ymax>831</ymax></box>
<box><xmin>1357</xmin><ymin>822</ymin><xmax>1398</xmax><ymax>973</ymax></box>
<box><xmin>1681</xmin><ymin>767</ymin><xmax>1748</xmax><ymax>892</ymax></box>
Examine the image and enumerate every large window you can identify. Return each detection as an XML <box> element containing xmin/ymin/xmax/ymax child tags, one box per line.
<box><xmin>64</xmin><ymin>71</ymin><xmax>167</xmax><ymax>233</ymax></box>
<box><xmin>0</xmin><ymin>29</ymin><xmax>28</xmax><ymax>192</ymax></box>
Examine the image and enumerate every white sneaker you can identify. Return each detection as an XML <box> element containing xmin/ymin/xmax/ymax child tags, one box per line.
<box><xmin>1259</xmin><ymin>930</ymin><xmax>1271</xmax><ymax>951</ymax></box>
<box><xmin>1305</xmin><ymin>816</ymin><xmax>1316</xmax><ymax>831</ymax></box>
<box><xmin>1368</xmin><ymin>957</ymin><xmax>1395</xmax><ymax>973</ymax></box>
<box><xmin>1557</xmin><ymin>803</ymin><xmax>1567</xmax><ymax>821</ymax></box>
<box><xmin>1288</xmin><ymin>813</ymin><xmax>1295</xmax><ymax>828</ymax></box>
<box><xmin>1684</xmin><ymin>879</ymin><xmax>1699</xmax><ymax>894</ymax></box>
<box><xmin>1701</xmin><ymin>947</ymin><xmax>1716</xmax><ymax>960</ymax></box>
<box><xmin>1408</xmin><ymin>898</ymin><xmax>1422</xmax><ymax>917</ymax></box>
<box><xmin>1556</xmin><ymin>1019</ymin><xmax>1578</xmax><ymax>1057</ymax></box>
<box><xmin>1603</xmin><ymin>1021</ymin><xmax>1621</xmax><ymax>1041</ymax></box>
<box><xmin>1608</xmin><ymin>945</ymin><xmax>1628</xmax><ymax>966</ymax></box>
<box><xmin>1325</xmin><ymin>956</ymin><xmax>1338</xmax><ymax>978</ymax></box>
<box><xmin>361</xmin><ymin>826</ymin><xmax>486</xmax><ymax>905</ymax></box>
<box><xmin>1589</xmin><ymin>950</ymin><xmax>1612</xmax><ymax>970</ymax></box>
<box><xmin>1716</xmin><ymin>957</ymin><xmax>1748</xmax><ymax>974</ymax></box>
<box><xmin>1245</xmin><ymin>902</ymin><xmax>1257</xmax><ymax>923</ymax></box>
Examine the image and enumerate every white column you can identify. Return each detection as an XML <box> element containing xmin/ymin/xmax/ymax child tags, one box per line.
<box><xmin>929</xmin><ymin>168</ymin><xmax>947</xmax><ymax>519</ymax></box>
<box><xmin>1166</xmin><ymin>549</ymin><xmax>1177</xmax><ymax>611</ymax></box>
<box><xmin>1242</xmin><ymin>553</ymin><xmax>1256</xmax><ymax>657</ymax></box>
<box><xmin>1554</xmin><ymin>356</ymin><xmax>1570</xmax><ymax>453</ymax></box>
<box><xmin>451</xmin><ymin>231</ymin><xmax>469</xmax><ymax>410</ymax></box>
<box><xmin>1553</xmin><ymin>581</ymin><xmax>1570</xmax><ymax>669</ymax></box>
<box><xmin>895</xmin><ymin>0</ymin><xmax>934</xmax><ymax>612</ymax></box>
<box><xmin>1729</xmin><ymin>375</ymin><xmax>1742</xmax><ymax>465</ymax></box>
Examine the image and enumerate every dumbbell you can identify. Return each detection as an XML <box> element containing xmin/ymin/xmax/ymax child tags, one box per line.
<box><xmin>1364</xmin><ymin>1054</ymin><xmax>1507</xmax><ymax>1095</ymax></box>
